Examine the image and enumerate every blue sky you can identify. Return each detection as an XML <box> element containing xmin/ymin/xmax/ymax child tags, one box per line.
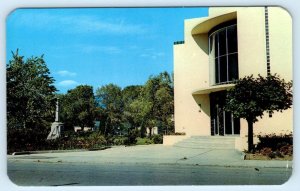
<box><xmin>6</xmin><ymin>8</ymin><xmax>208</xmax><ymax>93</ymax></box>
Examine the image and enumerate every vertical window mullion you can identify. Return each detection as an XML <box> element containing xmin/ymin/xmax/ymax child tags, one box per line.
<box><xmin>226</xmin><ymin>28</ymin><xmax>229</xmax><ymax>82</ymax></box>
<box><xmin>231</xmin><ymin>113</ymin><xmax>234</xmax><ymax>135</ymax></box>
<box><xmin>223</xmin><ymin>110</ymin><xmax>226</xmax><ymax>135</ymax></box>
<box><xmin>217</xmin><ymin>34</ymin><xmax>220</xmax><ymax>84</ymax></box>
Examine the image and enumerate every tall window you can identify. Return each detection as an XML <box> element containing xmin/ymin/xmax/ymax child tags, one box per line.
<box><xmin>209</xmin><ymin>21</ymin><xmax>238</xmax><ymax>85</ymax></box>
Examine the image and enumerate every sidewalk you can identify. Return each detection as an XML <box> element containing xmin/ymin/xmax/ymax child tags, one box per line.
<box><xmin>7</xmin><ymin>144</ymin><xmax>293</xmax><ymax>169</ymax></box>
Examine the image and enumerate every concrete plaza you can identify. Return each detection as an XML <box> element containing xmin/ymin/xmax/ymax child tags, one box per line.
<box><xmin>7</xmin><ymin>145</ymin><xmax>293</xmax><ymax>185</ymax></box>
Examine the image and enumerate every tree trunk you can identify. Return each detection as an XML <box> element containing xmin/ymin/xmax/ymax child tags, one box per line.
<box><xmin>149</xmin><ymin>127</ymin><xmax>152</xmax><ymax>137</ymax></box>
<box><xmin>246</xmin><ymin>118</ymin><xmax>254</xmax><ymax>152</ymax></box>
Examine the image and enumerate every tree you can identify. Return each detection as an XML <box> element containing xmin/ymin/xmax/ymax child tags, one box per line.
<box><xmin>122</xmin><ymin>85</ymin><xmax>143</xmax><ymax>130</ymax></box>
<box><xmin>129</xmin><ymin>72</ymin><xmax>174</xmax><ymax>136</ymax></box>
<box><xmin>94</xmin><ymin>72</ymin><xmax>174</xmax><ymax>137</ymax></box>
<box><xmin>143</xmin><ymin>72</ymin><xmax>174</xmax><ymax>135</ymax></box>
<box><xmin>95</xmin><ymin>84</ymin><xmax>123</xmax><ymax>136</ymax></box>
<box><xmin>154</xmin><ymin>72</ymin><xmax>174</xmax><ymax>134</ymax></box>
<box><xmin>60</xmin><ymin>85</ymin><xmax>97</xmax><ymax>131</ymax></box>
<box><xmin>224</xmin><ymin>74</ymin><xmax>292</xmax><ymax>152</ymax></box>
<box><xmin>7</xmin><ymin>50</ymin><xmax>57</xmax><ymax>129</ymax></box>
<box><xmin>129</xmin><ymin>97</ymin><xmax>153</xmax><ymax>137</ymax></box>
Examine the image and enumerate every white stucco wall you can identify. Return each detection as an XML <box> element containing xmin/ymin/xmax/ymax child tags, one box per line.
<box><xmin>171</xmin><ymin>7</ymin><xmax>292</xmax><ymax>150</ymax></box>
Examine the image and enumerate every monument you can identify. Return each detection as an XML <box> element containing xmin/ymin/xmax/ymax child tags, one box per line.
<box><xmin>47</xmin><ymin>98</ymin><xmax>64</xmax><ymax>140</ymax></box>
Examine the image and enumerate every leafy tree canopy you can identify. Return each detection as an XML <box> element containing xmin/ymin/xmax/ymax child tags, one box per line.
<box><xmin>225</xmin><ymin>74</ymin><xmax>292</xmax><ymax>151</ymax></box>
<box><xmin>95</xmin><ymin>72</ymin><xmax>174</xmax><ymax>137</ymax></box>
<box><xmin>95</xmin><ymin>84</ymin><xmax>123</xmax><ymax>135</ymax></box>
<box><xmin>7</xmin><ymin>50</ymin><xmax>57</xmax><ymax>129</ymax></box>
<box><xmin>60</xmin><ymin>85</ymin><xmax>97</xmax><ymax>130</ymax></box>
<box><xmin>225</xmin><ymin>74</ymin><xmax>292</xmax><ymax>122</ymax></box>
<box><xmin>122</xmin><ymin>85</ymin><xmax>143</xmax><ymax>128</ymax></box>
<box><xmin>129</xmin><ymin>72</ymin><xmax>174</xmax><ymax>135</ymax></box>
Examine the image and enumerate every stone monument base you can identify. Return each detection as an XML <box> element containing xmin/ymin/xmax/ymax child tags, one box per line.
<box><xmin>47</xmin><ymin>122</ymin><xmax>64</xmax><ymax>140</ymax></box>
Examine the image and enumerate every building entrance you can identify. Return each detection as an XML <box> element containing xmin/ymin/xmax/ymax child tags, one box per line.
<box><xmin>209</xmin><ymin>91</ymin><xmax>240</xmax><ymax>136</ymax></box>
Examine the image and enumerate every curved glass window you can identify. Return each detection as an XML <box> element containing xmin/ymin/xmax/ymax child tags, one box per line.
<box><xmin>209</xmin><ymin>23</ymin><xmax>238</xmax><ymax>85</ymax></box>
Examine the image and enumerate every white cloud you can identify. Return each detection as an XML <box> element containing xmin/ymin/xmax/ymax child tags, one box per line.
<box><xmin>81</xmin><ymin>45</ymin><xmax>121</xmax><ymax>54</ymax></box>
<box><xmin>12</xmin><ymin>11</ymin><xmax>146</xmax><ymax>35</ymax></box>
<box><xmin>75</xmin><ymin>17</ymin><xmax>146</xmax><ymax>34</ymax></box>
<box><xmin>140</xmin><ymin>52</ymin><xmax>165</xmax><ymax>59</ymax></box>
<box><xmin>57</xmin><ymin>70</ymin><xmax>77</xmax><ymax>77</ymax></box>
<box><xmin>57</xmin><ymin>80</ymin><xmax>79</xmax><ymax>87</ymax></box>
<box><xmin>49</xmin><ymin>44</ymin><xmax>122</xmax><ymax>55</ymax></box>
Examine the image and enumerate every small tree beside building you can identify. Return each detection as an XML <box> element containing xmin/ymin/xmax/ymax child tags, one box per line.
<box><xmin>224</xmin><ymin>74</ymin><xmax>293</xmax><ymax>152</ymax></box>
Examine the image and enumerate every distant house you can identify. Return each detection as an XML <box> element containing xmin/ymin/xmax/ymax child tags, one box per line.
<box><xmin>74</xmin><ymin>120</ymin><xmax>100</xmax><ymax>132</ymax></box>
<box><xmin>74</xmin><ymin>126</ymin><xmax>93</xmax><ymax>132</ymax></box>
<box><xmin>146</xmin><ymin>127</ymin><xmax>158</xmax><ymax>136</ymax></box>
<box><xmin>164</xmin><ymin>7</ymin><xmax>292</xmax><ymax>150</ymax></box>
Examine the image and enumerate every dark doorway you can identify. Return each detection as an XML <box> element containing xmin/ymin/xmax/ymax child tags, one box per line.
<box><xmin>210</xmin><ymin>91</ymin><xmax>240</xmax><ymax>136</ymax></box>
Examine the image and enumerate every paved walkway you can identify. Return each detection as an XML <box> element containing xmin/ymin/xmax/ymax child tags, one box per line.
<box><xmin>7</xmin><ymin>144</ymin><xmax>292</xmax><ymax>168</ymax></box>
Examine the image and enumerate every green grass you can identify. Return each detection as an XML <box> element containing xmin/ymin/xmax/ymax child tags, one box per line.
<box><xmin>136</xmin><ymin>137</ymin><xmax>154</xmax><ymax>145</ymax></box>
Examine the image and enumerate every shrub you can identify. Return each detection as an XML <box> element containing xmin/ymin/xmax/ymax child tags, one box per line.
<box><xmin>86</xmin><ymin>132</ymin><xmax>107</xmax><ymax>149</ymax></box>
<box><xmin>113</xmin><ymin>136</ymin><xmax>125</xmax><ymax>145</ymax></box>
<box><xmin>7</xmin><ymin>128</ymin><xmax>108</xmax><ymax>154</ymax></box>
<box><xmin>167</xmin><ymin>132</ymin><xmax>186</xmax><ymax>135</ymax></box>
<box><xmin>135</xmin><ymin>135</ymin><xmax>163</xmax><ymax>145</ymax></box>
<box><xmin>255</xmin><ymin>133</ymin><xmax>293</xmax><ymax>158</ymax></box>
<box><xmin>260</xmin><ymin>147</ymin><xmax>272</xmax><ymax>156</ymax></box>
<box><xmin>124</xmin><ymin>129</ymin><xmax>138</xmax><ymax>145</ymax></box>
<box><xmin>136</xmin><ymin>137</ymin><xmax>153</xmax><ymax>145</ymax></box>
<box><xmin>151</xmin><ymin>134</ymin><xmax>163</xmax><ymax>144</ymax></box>
<box><xmin>104</xmin><ymin>134</ymin><xmax>115</xmax><ymax>146</ymax></box>
<box><xmin>7</xmin><ymin>127</ymin><xmax>52</xmax><ymax>154</ymax></box>
<box><xmin>46</xmin><ymin>131</ymin><xmax>107</xmax><ymax>150</ymax></box>
<box><xmin>279</xmin><ymin>145</ymin><xmax>293</xmax><ymax>156</ymax></box>
<box><xmin>256</xmin><ymin>133</ymin><xmax>293</xmax><ymax>151</ymax></box>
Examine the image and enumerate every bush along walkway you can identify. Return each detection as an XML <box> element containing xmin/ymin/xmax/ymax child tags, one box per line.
<box><xmin>244</xmin><ymin>133</ymin><xmax>293</xmax><ymax>161</ymax></box>
<box><xmin>8</xmin><ymin>129</ymin><xmax>164</xmax><ymax>155</ymax></box>
<box><xmin>11</xmin><ymin>146</ymin><xmax>111</xmax><ymax>156</ymax></box>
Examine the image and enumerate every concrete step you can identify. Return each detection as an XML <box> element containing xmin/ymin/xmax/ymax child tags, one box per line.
<box><xmin>178</xmin><ymin>139</ymin><xmax>235</xmax><ymax>143</ymax></box>
<box><xmin>176</xmin><ymin>142</ymin><xmax>234</xmax><ymax>147</ymax></box>
<box><xmin>189</xmin><ymin>136</ymin><xmax>237</xmax><ymax>140</ymax></box>
<box><xmin>173</xmin><ymin>136</ymin><xmax>236</xmax><ymax>149</ymax></box>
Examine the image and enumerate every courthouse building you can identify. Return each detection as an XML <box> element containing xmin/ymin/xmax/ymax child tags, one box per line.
<box><xmin>164</xmin><ymin>7</ymin><xmax>292</xmax><ymax>150</ymax></box>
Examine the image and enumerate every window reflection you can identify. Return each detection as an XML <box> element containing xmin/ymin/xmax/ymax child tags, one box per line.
<box><xmin>209</xmin><ymin>23</ymin><xmax>238</xmax><ymax>84</ymax></box>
